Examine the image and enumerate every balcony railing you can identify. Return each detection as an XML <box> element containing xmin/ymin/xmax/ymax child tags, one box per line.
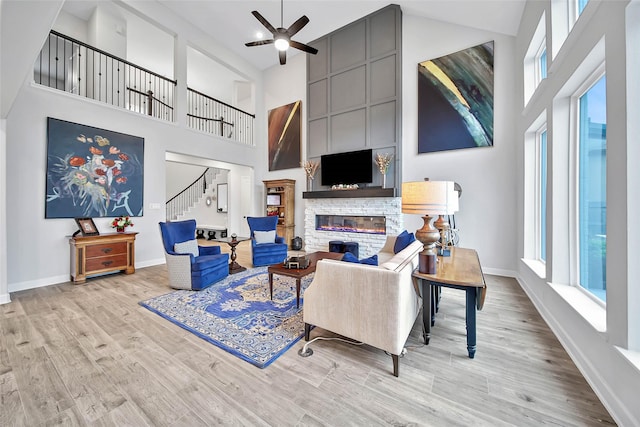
<box><xmin>35</xmin><ymin>30</ymin><xmax>176</xmax><ymax>121</ymax></box>
<box><xmin>187</xmin><ymin>88</ymin><xmax>255</xmax><ymax>146</ymax></box>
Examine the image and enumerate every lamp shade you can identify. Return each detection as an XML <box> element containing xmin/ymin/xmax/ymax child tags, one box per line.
<box><xmin>401</xmin><ymin>181</ymin><xmax>455</xmax><ymax>215</ymax></box>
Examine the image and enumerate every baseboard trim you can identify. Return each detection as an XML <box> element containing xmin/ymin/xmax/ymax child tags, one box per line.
<box><xmin>7</xmin><ymin>259</ymin><xmax>166</xmax><ymax>293</ymax></box>
<box><xmin>482</xmin><ymin>267</ymin><xmax>516</xmax><ymax>278</ymax></box>
<box><xmin>9</xmin><ymin>274</ymin><xmax>70</xmax><ymax>293</ymax></box>
<box><xmin>0</xmin><ymin>293</ymin><xmax>10</xmax><ymax>305</ymax></box>
<box><xmin>516</xmin><ymin>268</ymin><xmax>639</xmax><ymax>426</ymax></box>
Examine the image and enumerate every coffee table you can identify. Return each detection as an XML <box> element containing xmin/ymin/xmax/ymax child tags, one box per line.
<box><xmin>268</xmin><ymin>251</ymin><xmax>344</xmax><ymax>308</ymax></box>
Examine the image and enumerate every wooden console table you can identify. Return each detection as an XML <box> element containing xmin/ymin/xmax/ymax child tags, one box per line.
<box><xmin>69</xmin><ymin>232</ymin><xmax>137</xmax><ymax>283</ymax></box>
<box><xmin>412</xmin><ymin>247</ymin><xmax>486</xmax><ymax>358</ymax></box>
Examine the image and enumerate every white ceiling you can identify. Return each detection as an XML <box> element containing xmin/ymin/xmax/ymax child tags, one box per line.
<box><xmin>64</xmin><ymin>0</ymin><xmax>526</xmax><ymax>70</ymax></box>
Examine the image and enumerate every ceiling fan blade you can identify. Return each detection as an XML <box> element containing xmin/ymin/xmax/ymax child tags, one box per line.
<box><xmin>245</xmin><ymin>39</ymin><xmax>274</xmax><ymax>47</ymax></box>
<box><xmin>287</xmin><ymin>15</ymin><xmax>309</xmax><ymax>37</ymax></box>
<box><xmin>251</xmin><ymin>10</ymin><xmax>276</xmax><ymax>34</ymax></box>
<box><xmin>290</xmin><ymin>40</ymin><xmax>318</xmax><ymax>55</ymax></box>
<box><xmin>279</xmin><ymin>49</ymin><xmax>287</xmax><ymax>65</ymax></box>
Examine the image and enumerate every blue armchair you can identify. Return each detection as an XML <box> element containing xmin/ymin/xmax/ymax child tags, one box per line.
<box><xmin>159</xmin><ymin>220</ymin><xmax>229</xmax><ymax>290</ymax></box>
<box><xmin>247</xmin><ymin>216</ymin><xmax>288</xmax><ymax>267</ymax></box>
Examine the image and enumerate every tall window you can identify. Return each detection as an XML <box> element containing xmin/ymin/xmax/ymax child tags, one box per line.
<box><xmin>578</xmin><ymin>0</ymin><xmax>589</xmax><ymax>16</ymax></box>
<box><xmin>536</xmin><ymin>40</ymin><xmax>547</xmax><ymax>84</ymax></box>
<box><xmin>578</xmin><ymin>75</ymin><xmax>606</xmax><ymax>302</ymax></box>
<box><xmin>538</xmin><ymin>129</ymin><xmax>548</xmax><ymax>262</ymax></box>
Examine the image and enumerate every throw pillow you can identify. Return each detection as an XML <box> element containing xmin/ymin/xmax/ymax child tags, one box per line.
<box><xmin>393</xmin><ymin>230</ymin><xmax>415</xmax><ymax>254</ymax></box>
<box><xmin>174</xmin><ymin>239</ymin><xmax>199</xmax><ymax>257</ymax></box>
<box><xmin>341</xmin><ymin>252</ymin><xmax>378</xmax><ymax>266</ymax></box>
<box><xmin>360</xmin><ymin>254</ymin><xmax>378</xmax><ymax>266</ymax></box>
<box><xmin>341</xmin><ymin>251</ymin><xmax>359</xmax><ymax>263</ymax></box>
<box><xmin>254</xmin><ymin>230</ymin><xmax>276</xmax><ymax>244</ymax></box>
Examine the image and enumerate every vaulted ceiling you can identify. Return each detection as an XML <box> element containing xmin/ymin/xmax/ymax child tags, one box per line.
<box><xmin>65</xmin><ymin>0</ymin><xmax>526</xmax><ymax>70</ymax></box>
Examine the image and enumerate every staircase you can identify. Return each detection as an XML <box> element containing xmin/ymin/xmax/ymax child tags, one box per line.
<box><xmin>166</xmin><ymin>168</ymin><xmax>221</xmax><ymax>220</ymax></box>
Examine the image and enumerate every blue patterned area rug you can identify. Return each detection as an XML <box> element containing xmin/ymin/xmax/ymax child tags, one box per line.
<box><xmin>139</xmin><ymin>267</ymin><xmax>314</xmax><ymax>368</ymax></box>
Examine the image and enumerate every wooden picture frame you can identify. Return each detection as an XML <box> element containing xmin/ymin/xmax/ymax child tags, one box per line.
<box><xmin>74</xmin><ymin>217</ymin><xmax>100</xmax><ymax>236</ymax></box>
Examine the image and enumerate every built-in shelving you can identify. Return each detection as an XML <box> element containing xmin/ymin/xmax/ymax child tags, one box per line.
<box><xmin>264</xmin><ymin>179</ymin><xmax>295</xmax><ymax>247</ymax></box>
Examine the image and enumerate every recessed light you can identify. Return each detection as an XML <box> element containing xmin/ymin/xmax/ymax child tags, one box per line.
<box><xmin>256</xmin><ymin>31</ymin><xmax>264</xmax><ymax>39</ymax></box>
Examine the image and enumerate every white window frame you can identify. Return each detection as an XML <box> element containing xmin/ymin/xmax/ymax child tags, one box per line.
<box><xmin>534</xmin><ymin>125</ymin><xmax>548</xmax><ymax>263</ymax></box>
<box><xmin>569</xmin><ymin>63</ymin><xmax>606</xmax><ymax>306</ymax></box>
<box><xmin>534</xmin><ymin>38</ymin><xmax>547</xmax><ymax>85</ymax></box>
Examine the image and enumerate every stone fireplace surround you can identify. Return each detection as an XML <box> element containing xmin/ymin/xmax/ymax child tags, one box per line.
<box><xmin>304</xmin><ymin>195</ymin><xmax>403</xmax><ymax>258</ymax></box>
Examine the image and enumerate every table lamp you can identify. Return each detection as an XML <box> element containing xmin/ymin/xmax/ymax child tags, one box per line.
<box><xmin>401</xmin><ymin>181</ymin><xmax>455</xmax><ymax>273</ymax></box>
<box><xmin>433</xmin><ymin>188</ymin><xmax>459</xmax><ymax>256</ymax></box>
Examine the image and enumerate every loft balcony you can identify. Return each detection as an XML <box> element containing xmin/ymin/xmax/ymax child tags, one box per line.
<box><xmin>34</xmin><ymin>31</ymin><xmax>254</xmax><ymax>146</ymax></box>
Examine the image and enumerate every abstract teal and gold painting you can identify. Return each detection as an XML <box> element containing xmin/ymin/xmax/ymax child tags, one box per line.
<box><xmin>418</xmin><ymin>41</ymin><xmax>494</xmax><ymax>153</ymax></box>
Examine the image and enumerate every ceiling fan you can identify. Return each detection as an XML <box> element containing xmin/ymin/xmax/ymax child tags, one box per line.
<box><xmin>245</xmin><ymin>0</ymin><xmax>318</xmax><ymax>65</ymax></box>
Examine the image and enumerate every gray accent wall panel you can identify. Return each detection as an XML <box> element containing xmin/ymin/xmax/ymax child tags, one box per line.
<box><xmin>370</xmin><ymin>55</ymin><xmax>396</xmax><ymax>102</ymax></box>
<box><xmin>308</xmin><ymin>38</ymin><xmax>328</xmax><ymax>82</ymax></box>
<box><xmin>309</xmin><ymin>79</ymin><xmax>327</xmax><ymax>118</ymax></box>
<box><xmin>331</xmin><ymin>66</ymin><xmax>366</xmax><ymax>111</ymax></box>
<box><xmin>307</xmin><ymin>4</ymin><xmax>401</xmax><ymax>190</ymax></box>
<box><xmin>330</xmin><ymin>20</ymin><xmax>366</xmax><ymax>72</ymax></box>
<box><xmin>309</xmin><ymin>118</ymin><xmax>328</xmax><ymax>158</ymax></box>
<box><xmin>370</xmin><ymin>101</ymin><xmax>396</xmax><ymax>147</ymax></box>
<box><xmin>370</xmin><ymin>7</ymin><xmax>397</xmax><ymax>57</ymax></box>
<box><xmin>331</xmin><ymin>109</ymin><xmax>366</xmax><ymax>151</ymax></box>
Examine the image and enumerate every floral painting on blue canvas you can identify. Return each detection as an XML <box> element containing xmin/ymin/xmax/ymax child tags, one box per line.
<box><xmin>45</xmin><ymin>118</ymin><xmax>144</xmax><ymax>218</ymax></box>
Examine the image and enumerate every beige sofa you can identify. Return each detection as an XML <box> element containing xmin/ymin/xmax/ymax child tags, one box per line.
<box><xmin>303</xmin><ymin>235</ymin><xmax>423</xmax><ymax>376</ymax></box>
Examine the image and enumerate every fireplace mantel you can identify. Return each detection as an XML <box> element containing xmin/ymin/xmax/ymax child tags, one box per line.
<box><xmin>303</xmin><ymin>188</ymin><xmax>396</xmax><ymax>199</ymax></box>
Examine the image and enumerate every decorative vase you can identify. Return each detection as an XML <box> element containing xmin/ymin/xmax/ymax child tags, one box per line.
<box><xmin>307</xmin><ymin>176</ymin><xmax>313</xmax><ymax>192</ymax></box>
<box><xmin>381</xmin><ymin>173</ymin><xmax>387</xmax><ymax>189</ymax></box>
<box><xmin>116</xmin><ymin>227</ymin><xmax>125</xmax><ymax>233</ymax></box>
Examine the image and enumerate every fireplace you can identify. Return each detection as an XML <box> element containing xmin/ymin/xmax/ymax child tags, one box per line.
<box><xmin>304</xmin><ymin>196</ymin><xmax>403</xmax><ymax>258</ymax></box>
<box><xmin>316</xmin><ymin>215</ymin><xmax>386</xmax><ymax>235</ymax></box>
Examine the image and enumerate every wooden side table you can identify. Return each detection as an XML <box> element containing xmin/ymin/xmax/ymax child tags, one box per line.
<box><xmin>216</xmin><ymin>236</ymin><xmax>250</xmax><ymax>274</ymax></box>
<box><xmin>69</xmin><ymin>232</ymin><xmax>137</xmax><ymax>283</ymax></box>
<box><xmin>412</xmin><ymin>247</ymin><xmax>486</xmax><ymax>358</ymax></box>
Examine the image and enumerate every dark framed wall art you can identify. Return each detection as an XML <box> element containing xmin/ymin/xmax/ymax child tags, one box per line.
<box><xmin>418</xmin><ymin>41</ymin><xmax>494</xmax><ymax>154</ymax></box>
<box><xmin>45</xmin><ymin>118</ymin><xmax>144</xmax><ymax>219</ymax></box>
<box><xmin>268</xmin><ymin>100</ymin><xmax>301</xmax><ymax>171</ymax></box>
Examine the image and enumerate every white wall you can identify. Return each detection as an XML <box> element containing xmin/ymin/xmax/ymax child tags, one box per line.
<box><xmin>262</xmin><ymin>52</ymin><xmax>308</xmax><ymax>242</ymax></box>
<box><xmin>0</xmin><ymin>119</ymin><xmax>8</xmax><ymax>304</ymax></box>
<box><xmin>5</xmin><ymin>85</ymin><xmax>260</xmax><ymax>292</ymax></box>
<box><xmin>165</xmin><ymin>162</ymin><xmax>207</xmax><ymax>200</ymax></box>
<box><xmin>2</xmin><ymin>0</ymin><xmax>265</xmax><ymax>293</ymax></box>
<box><xmin>515</xmin><ymin>1</ymin><xmax>640</xmax><ymax>425</ymax></box>
<box><xmin>402</xmin><ymin>15</ymin><xmax>519</xmax><ymax>275</ymax></box>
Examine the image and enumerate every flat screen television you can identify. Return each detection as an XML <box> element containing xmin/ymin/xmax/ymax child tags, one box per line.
<box><xmin>266</xmin><ymin>194</ymin><xmax>281</xmax><ymax>206</ymax></box>
<box><xmin>321</xmin><ymin>149</ymin><xmax>373</xmax><ymax>186</ymax></box>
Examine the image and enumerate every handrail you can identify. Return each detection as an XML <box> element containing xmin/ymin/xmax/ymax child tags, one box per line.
<box><xmin>50</xmin><ymin>30</ymin><xmax>177</xmax><ymax>85</ymax></box>
<box><xmin>36</xmin><ymin>31</ymin><xmax>177</xmax><ymax>121</ymax></box>
<box><xmin>128</xmin><ymin>87</ymin><xmax>174</xmax><ymax>109</ymax></box>
<box><xmin>188</xmin><ymin>87</ymin><xmax>255</xmax><ymax>118</ymax></box>
<box><xmin>166</xmin><ymin>168</ymin><xmax>208</xmax><ymax>205</ymax></box>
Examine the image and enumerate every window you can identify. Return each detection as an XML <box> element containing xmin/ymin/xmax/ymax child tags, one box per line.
<box><xmin>523</xmin><ymin>112</ymin><xmax>547</xmax><ymax>274</ymax></box>
<box><xmin>538</xmin><ymin>129</ymin><xmax>548</xmax><ymax>262</ymax></box>
<box><xmin>524</xmin><ymin>13</ymin><xmax>547</xmax><ymax>106</ymax></box>
<box><xmin>535</xmin><ymin>40</ymin><xmax>548</xmax><ymax>84</ymax></box>
<box><xmin>578</xmin><ymin>0</ymin><xmax>589</xmax><ymax>16</ymax></box>
<box><xmin>577</xmin><ymin>74</ymin><xmax>606</xmax><ymax>302</ymax></box>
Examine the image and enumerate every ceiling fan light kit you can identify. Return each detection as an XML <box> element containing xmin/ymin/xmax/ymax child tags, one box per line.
<box><xmin>245</xmin><ymin>0</ymin><xmax>318</xmax><ymax>65</ymax></box>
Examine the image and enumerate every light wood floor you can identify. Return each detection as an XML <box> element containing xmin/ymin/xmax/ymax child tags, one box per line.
<box><xmin>1</xmin><ymin>241</ymin><xmax>616</xmax><ymax>426</ymax></box>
